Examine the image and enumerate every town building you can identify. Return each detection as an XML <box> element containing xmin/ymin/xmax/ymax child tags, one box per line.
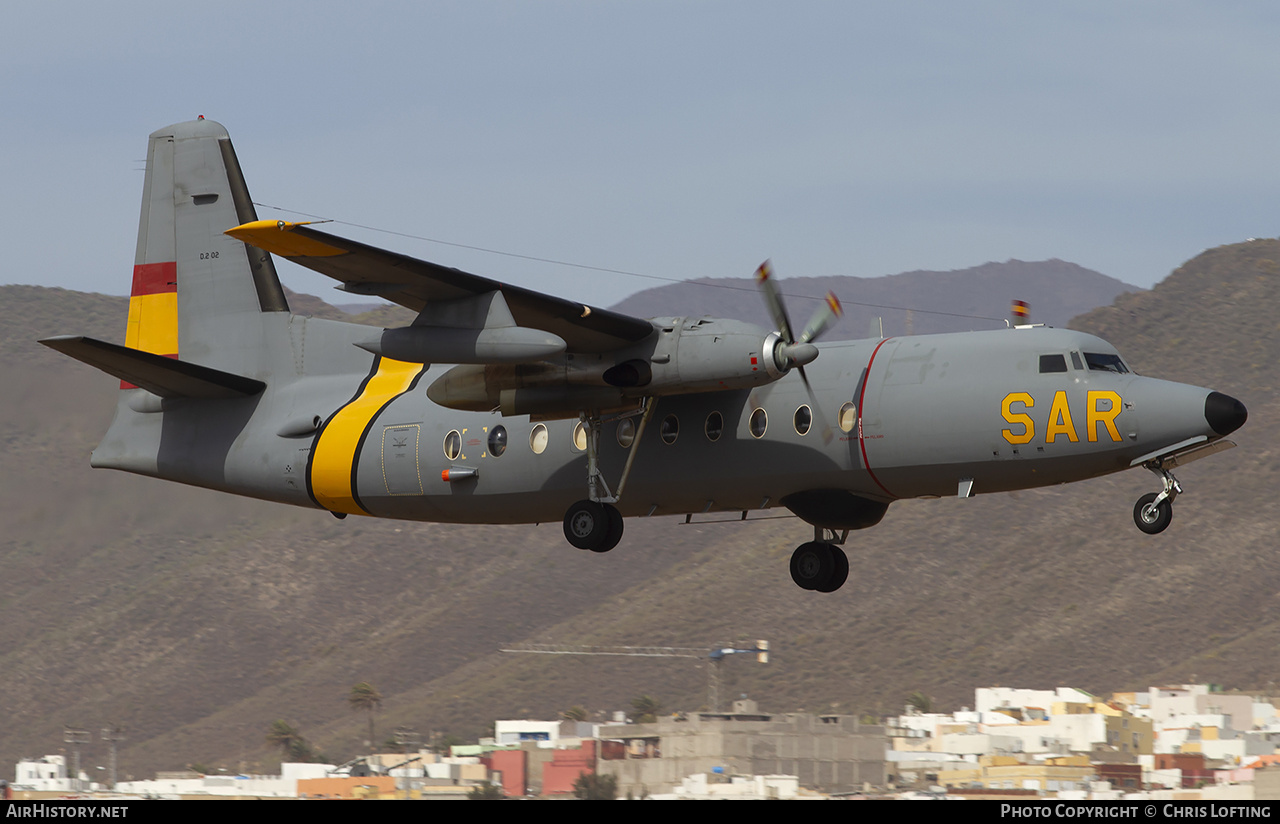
<box><xmin>594</xmin><ymin>699</ymin><xmax>884</xmax><ymax>796</ymax></box>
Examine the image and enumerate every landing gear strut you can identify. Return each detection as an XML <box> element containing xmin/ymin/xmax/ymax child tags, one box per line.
<box><xmin>1133</xmin><ymin>462</ymin><xmax>1181</xmax><ymax>535</ymax></box>
<box><xmin>789</xmin><ymin>527</ymin><xmax>850</xmax><ymax>592</ymax></box>
<box><xmin>561</xmin><ymin>401</ymin><xmax>656</xmax><ymax>553</ymax></box>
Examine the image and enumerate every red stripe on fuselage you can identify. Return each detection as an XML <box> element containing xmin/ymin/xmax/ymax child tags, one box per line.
<box><xmin>131</xmin><ymin>262</ymin><xmax>177</xmax><ymax>295</ymax></box>
<box><xmin>857</xmin><ymin>336</ymin><xmax>898</xmax><ymax>500</ymax></box>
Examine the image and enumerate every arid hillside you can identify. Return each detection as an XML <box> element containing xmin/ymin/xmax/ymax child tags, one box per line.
<box><xmin>0</xmin><ymin>244</ymin><xmax>1272</xmax><ymax>779</ymax></box>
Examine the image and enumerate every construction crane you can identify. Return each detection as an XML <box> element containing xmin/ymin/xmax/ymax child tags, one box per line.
<box><xmin>499</xmin><ymin>641</ymin><xmax>769</xmax><ymax>713</ymax></box>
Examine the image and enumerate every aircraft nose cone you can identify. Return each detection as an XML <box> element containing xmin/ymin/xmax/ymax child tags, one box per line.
<box><xmin>1204</xmin><ymin>391</ymin><xmax>1247</xmax><ymax>436</ymax></box>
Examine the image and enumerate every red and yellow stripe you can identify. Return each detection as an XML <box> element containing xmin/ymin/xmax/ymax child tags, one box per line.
<box><xmin>122</xmin><ymin>261</ymin><xmax>178</xmax><ymax>388</ymax></box>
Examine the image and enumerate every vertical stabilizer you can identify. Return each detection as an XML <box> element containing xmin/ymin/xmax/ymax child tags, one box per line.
<box><xmin>129</xmin><ymin>118</ymin><xmax>287</xmax><ymax>378</ymax></box>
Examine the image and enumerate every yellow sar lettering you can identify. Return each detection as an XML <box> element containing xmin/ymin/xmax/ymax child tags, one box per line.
<box><xmin>1002</xmin><ymin>390</ymin><xmax>1123</xmax><ymax>445</ymax></box>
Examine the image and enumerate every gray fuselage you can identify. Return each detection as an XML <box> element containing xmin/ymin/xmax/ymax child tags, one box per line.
<box><xmin>90</xmin><ymin>315</ymin><xmax>1225</xmax><ymax>529</ymax></box>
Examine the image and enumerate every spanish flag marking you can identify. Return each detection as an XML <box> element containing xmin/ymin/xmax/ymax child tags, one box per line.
<box><xmin>122</xmin><ymin>262</ymin><xmax>178</xmax><ymax>388</ymax></box>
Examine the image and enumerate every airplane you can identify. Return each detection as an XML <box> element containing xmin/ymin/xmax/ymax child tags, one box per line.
<box><xmin>41</xmin><ymin>119</ymin><xmax>1248</xmax><ymax>593</ymax></box>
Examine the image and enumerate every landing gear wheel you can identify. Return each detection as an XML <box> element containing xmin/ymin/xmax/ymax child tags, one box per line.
<box><xmin>1133</xmin><ymin>492</ymin><xmax>1173</xmax><ymax>534</ymax></box>
<box><xmin>564</xmin><ymin>500</ymin><xmax>609</xmax><ymax>550</ymax></box>
<box><xmin>591</xmin><ymin>504</ymin><xmax>624</xmax><ymax>553</ymax></box>
<box><xmin>564</xmin><ymin>500</ymin><xmax>624</xmax><ymax>551</ymax></box>
<box><xmin>814</xmin><ymin>545</ymin><xmax>849</xmax><ymax>593</ymax></box>
<box><xmin>790</xmin><ymin>541</ymin><xmax>840</xmax><ymax>591</ymax></box>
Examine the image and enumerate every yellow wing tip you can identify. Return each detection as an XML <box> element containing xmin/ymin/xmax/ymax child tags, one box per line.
<box><xmin>225</xmin><ymin>220</ymin><xmax>346</xmax><ymax>258</ymax></box>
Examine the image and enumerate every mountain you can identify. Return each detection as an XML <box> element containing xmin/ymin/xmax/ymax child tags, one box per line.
<box><xmin>610</xmin><ymin>259</ymin><xmax>1141</xmax><ymax>337</ymax></box>
<box><xmin>0</xmin><ymin>244</ymin><xmax>1272</xmax><ymax>780</ymax></box>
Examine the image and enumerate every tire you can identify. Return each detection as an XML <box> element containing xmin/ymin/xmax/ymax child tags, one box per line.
<box><xmin>591</xmin><ymin>504</ymin><xmax>624</xmax><ymax>553</ymax></box>
<box><xmin>790</xmin><ymin>541</ymin><xmax>836</xmax><ymax>591</ymax></box>
<box><xmin>564</xmin><ymin>500</ymin><xmax>609</xmax><ymax>549</ymax></box>
<box><xmin>1133</xmin><ymin>492</ymin><xmax>1173</xmax><ymax>535</ymax></box>
<box><xmin>815</xmin><ymin>545</ymin><xmax>849</xmax><ymax>593</ymax></box>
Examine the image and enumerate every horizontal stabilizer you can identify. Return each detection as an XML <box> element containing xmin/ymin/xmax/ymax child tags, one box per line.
<box><xmin>39</xmin><ymin>336</ymin><xmax>265</xmax><ymax>399</ymax></box>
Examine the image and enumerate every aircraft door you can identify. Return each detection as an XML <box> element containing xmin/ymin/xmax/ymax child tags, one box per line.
<box><xmin>381</xmin><ymin>423</ymin><xmax>424</xmax><ymax>496</ymax></box>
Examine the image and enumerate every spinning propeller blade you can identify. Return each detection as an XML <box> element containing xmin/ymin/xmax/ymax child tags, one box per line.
<box><xmin>754</xmin><ymin>262</ymin><xmax>844</xmax><ymax>443</ymax></box>
<box><xmin>754</xmin><ymin>261</ymin><xmax>843</xmax><ymax>370</ymax></box>
<box><xmin>754</xmin><ymin>260</ymin><xmax>794</xmax><ymax>344</ymax></box>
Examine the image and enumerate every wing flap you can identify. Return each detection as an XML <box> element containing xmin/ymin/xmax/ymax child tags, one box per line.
<box><xmin>40</xmin><ymin>336</ymin><xmax>265</xmax><ymax>399</ymax></box>
<box><xmin>226</xmin><ymin>220</ymin><xmax>654</xmax><ymax>353</ymax></box>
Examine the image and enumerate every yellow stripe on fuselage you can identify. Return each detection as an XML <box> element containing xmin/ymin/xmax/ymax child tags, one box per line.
<box><xmin>310</xmin><ymin>357</ymin><xmax>425</xmax><ymax>515</ymax></box>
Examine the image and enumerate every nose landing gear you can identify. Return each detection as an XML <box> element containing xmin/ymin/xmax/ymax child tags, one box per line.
<box><xmin>1133</xmin><ymin>463</ymin><xmax>1182</xmax><ymax>535</ymax></box>
<box><xmin>1133</xmin><ymin>492</ymin><xmax>1173</xmax><ymax>534</ymax></box>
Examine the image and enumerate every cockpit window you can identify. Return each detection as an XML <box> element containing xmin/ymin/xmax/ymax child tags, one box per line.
<box><xmin>1039</xmin><ymin>354</ymin><xmax>1067</xmax><ymax>373</ymax></box>
<box><xmin>1084</xmin><ymin>352</ymin><xmax>1129</xmax><ymax>374</ymax></box>
<box><xmin>1070</xmin><ymin>351</ymin><xmax>1084</xmax><ymax>371</ymax></box>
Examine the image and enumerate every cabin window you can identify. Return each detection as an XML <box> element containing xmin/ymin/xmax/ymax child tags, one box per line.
<box><xmin>1084</xmin><ymin>352</ymin><xmax>1129</xmax><ymax>373</ymax></box>
<box><xmin>616</xmin><ymin>418</ymin><xmax>636</xmax><ymax>448</ymax></box>
<box><xmin>749</xmin><ymin>407</ymin><xmax>768</xmax><ymax>439</ymax></box>
<box><xmin>793</xmin><ymin>405</ymin><xmax>812</xmax><ymax>435</ymax></box>
<box><xmin>488</xmin><ymin>426</ymin><xmax>508</xmax><ymax>457</ymax></box>
<box><xmin>705</xmin><ymin>411</ymin><xmax>724</xmax><ymax>442</ymax></box>
<box><xmin>573</xmin><ymin>421</ymin><xmax>587</xmax><ymax>451</ymax></box>
<box><xmin>1039</xmin><ymin>354</ymin><xmax>1067</xmax><ymax>373</ymax></box>
<box><xmin>660</xmin><ymin>414</ymin><xmax>679</xmax><ymax>445</ymax></box>
<box><xmin>443</xmin><ymin>430</ymin><xmax>461</xmax><ymax>461</ymax></box>
<box><xmin>530</xmin><ymin>423</ymin><xmax>548</xmax><ymax>454</ymax></box>
<box><xmin>838</xmin><ymin>402</ymin><xmax>856</xmax><ymax>433</ymax></box>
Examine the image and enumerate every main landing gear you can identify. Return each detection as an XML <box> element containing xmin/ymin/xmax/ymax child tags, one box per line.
<box><xmin>1133</xmin><ymin>462</ymin><xmax>1182</xmax><ymax>535</ymax></box>
<box><xmin>789</xmin><ymin>528</ymin><xmax>851</xmax><ymax>592</ymax></box>
<box><xmin>561</xmin><ymin>402</ymin><xmax>656</xmax><ymax>554</ymax></box>
<box><xmin>564</xmin><ymin>499</ymin><xmax>624</xmax><ymax>553</ymax></box>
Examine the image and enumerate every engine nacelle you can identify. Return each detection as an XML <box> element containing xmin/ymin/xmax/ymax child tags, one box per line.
<box><xmin>626</xmin><ymin>318</ymin><xmax>791</xmax><ymax>395</ymax></box>
<box><xmin>357</xmin><ymin>324</ymin><xmax>566</xmax><ymax>364</ymax></box>
<box><xmin>425</xmin><ymin>316</ymin><xmax>806</xmax><ymax>415</ymax></box>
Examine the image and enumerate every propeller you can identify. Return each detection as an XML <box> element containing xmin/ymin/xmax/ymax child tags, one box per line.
<box><xmin>754</xmin><ymin>260</ymin><xmax>843</xmax><ymax>371</ymax></box>
<box><xmin>754</xmin><ymin>260</ymin><xmax>844</xmax><ymax>443</ymax></box>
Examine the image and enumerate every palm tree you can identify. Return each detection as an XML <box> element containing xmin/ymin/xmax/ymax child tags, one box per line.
<box><xmin>629</xmin><ymin>695</ymin><xmax>663</xmax><ymax>724</ymax></box>
<box><xmin>347</xmin><ymin>682</ymin><xmax>382</xmax><ymax>752</ymax></box>
<box><xmin>561</xmin><ymin>705</ymin><xmax>589</xmax><ymax>722</ymax></box>
<box><xmin>906</xmin><ymin>690</ymin><xmax>933</xmax><ymax>714</ymax></box>
<box><xmin>265</xmin><ymin>720</ymin><xmax>301</xmax><ymax>758</ymax></box>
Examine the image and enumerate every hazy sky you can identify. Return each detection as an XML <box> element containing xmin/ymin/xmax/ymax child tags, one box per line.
<box><xmin>5</xmin><ymin>1</ymin><xmax>1279</xmax><ymax>311</ymax></box>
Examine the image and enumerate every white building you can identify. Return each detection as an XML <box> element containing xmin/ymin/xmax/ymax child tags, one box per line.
<box><xmin>14</xmin><ymin>756</ymin><xmax>93</xmax><ymax>793</ymax></box>
<box><xmin>492</xmin><ymin>719</ymin><xmax>596</xmax><ymax>747</ymax></box>
<box><xmin>114</xmin><ymin>762</ymin><xmax>333</xmax><ymax>798</ymax></box>
<box><xmin>976</xmin><ymin>687</ymin><xmax>1095</xmax><ymax>715</ymax></box>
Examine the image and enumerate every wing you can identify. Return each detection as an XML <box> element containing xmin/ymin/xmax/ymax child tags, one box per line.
<box><xmin>225</xmin><ymin>220</ymin><xmax>654</xmax><ymax>353</ymax></box>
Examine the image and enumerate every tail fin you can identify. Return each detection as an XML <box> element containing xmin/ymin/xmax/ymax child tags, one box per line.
<box><xmin>128</xmin><ymin>117</ymin><xmax>287</xmax><ymax>379</ymax></box>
